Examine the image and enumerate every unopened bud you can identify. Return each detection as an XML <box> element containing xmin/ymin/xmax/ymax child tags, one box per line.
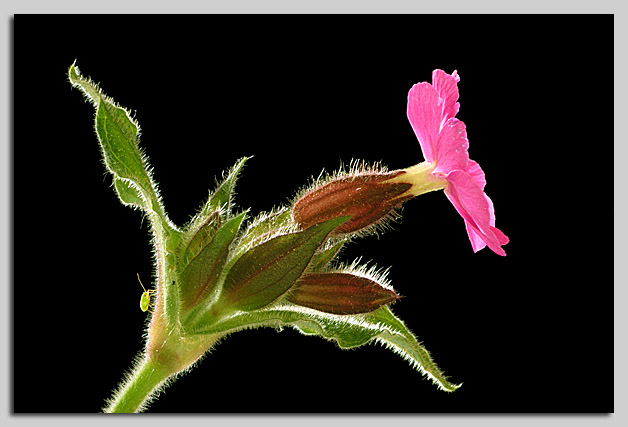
<box><xmin>292</xmin><ymin>171</ymin><xmax>412</xmax><ymax>235</ymax></box>
<box><xmin>287</xmin><ymin>272</ymin><xmax>399</xmax><ymax>315</ymax></box>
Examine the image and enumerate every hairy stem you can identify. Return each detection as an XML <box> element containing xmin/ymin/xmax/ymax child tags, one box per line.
<box><xmin>104</xmin><ymin>356</ymin><xmax>172</xmax><ymax>413</ymax></box>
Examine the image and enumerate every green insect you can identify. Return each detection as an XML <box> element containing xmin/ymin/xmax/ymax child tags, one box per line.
<box><xmin>137</xmin><ymin>273</ymin><xmax>155</xmax><ymax>312</ymax></box>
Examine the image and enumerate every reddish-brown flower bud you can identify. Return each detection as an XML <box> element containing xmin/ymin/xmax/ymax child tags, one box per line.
<box><xmin>287</xmin><ymin>272</ymin><xmax>399</xmax><ymax>315</ymax></box>
<box><xmin>291</xmin><ymin>171</ymin><xmax>412</xmax><ymax>235</ymax></box>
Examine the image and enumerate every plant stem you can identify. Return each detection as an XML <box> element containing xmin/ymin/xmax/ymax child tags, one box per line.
<box><xmin>103</xmin><ymin>356</ymin><xmax>172</xmax><ymax>413</ymax></box>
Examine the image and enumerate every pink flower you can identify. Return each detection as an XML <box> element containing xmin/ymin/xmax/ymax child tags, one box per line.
<box><xmin>407</xmin><ymin>69</ymin><xmax>509</xmax><ymax>256</ymax></box>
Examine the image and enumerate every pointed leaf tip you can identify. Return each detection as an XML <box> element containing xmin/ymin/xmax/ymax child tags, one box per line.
<box><xmin>69</xmin><ymin>62</ymin><xmax>101</xmax><ymax>105</ymax></box>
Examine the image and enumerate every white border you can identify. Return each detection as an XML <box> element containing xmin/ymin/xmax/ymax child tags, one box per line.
<box><xmin>2</xmin><ymin>1</ymin><xmax>624</xmax><ymax>427</ymax></box>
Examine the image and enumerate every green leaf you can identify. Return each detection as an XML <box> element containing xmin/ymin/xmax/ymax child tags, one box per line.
<box><xmin>95</xmin><ymin>98</ymin><xmax>152</xmax><ymax>202</ymax></box>
<box><xmin>180</xmin><ymin>212</ymin><xmax>246</xmax><ymax>313</ymax></box>
<box><xmin>218</xmin><ymin>216</ymin><xmax>350</xmax><ymax>312</ymax></box>
<box><xmin>187</xmin><ymin>305</ymin><xmax>460</xmax><ymax>392</ymax></box>
<box><xmin>68</xmin><ymin>62</ymin><xmax>100</xmax><ymax>103</ymax></box>
<box><xmin>364</xmin><ymin>307</ymin><xmax>461</xmax><ymax>392</ymax></box>
<box><xmin>70</xmin><ymin>63</ymin><xmax>181</xmax><ymax>330</ymax></box>
<box><xmin>69</xmin><ymin>63</ymin><xmax>169</xmax><ymax>229</ymax></box>
<box><xmin>114</xmin><ymin>178</ymin><xmax>145</xmax><ymax>209</ymax></box>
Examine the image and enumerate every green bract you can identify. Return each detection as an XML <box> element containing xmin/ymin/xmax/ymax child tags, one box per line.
<box><xmin>68</xmin><ymin>62</ymin><xmax>460</xmax><ymax>413</ymax></box>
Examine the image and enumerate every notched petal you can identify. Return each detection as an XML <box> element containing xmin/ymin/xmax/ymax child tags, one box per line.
<box><xmin>432</xmin><ymin>69</ymin><xmax>461</xmax><ymax>123</ymax></box>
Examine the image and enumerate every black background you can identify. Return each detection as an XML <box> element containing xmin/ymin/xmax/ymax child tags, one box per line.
<box><xmin>14</xmin><ymin>15</ymin><xmax>612</xmax><ymax>413</ymax></box>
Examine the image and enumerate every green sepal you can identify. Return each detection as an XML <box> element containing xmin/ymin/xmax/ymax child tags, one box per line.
<box><xmin>308</xmin><ymin>239</ymin><xmax>345</xmax><ymax>271</ymax></box>
<box><xmin>185</xmin><ymin>304</ymin><xmax>460</xmax><ymax>392</ymax></box>
<box><xmin>217</xmin><ymin>216</ymin><xmax>350</xmax><ymax>312</ymax></box>
<box><xmin>178</xmin><ymin>211</ymin><xmax>221</xmax><ymax>272</ymax></box>
<box><xmin>177</xmin><ymin>157</ymin><xmax>249</xmax><ymax>272</ymax></box>
<box><xmin>233</xmin><ymin>208</ymin><xmax>293</xmax><ymax>258</ymax></box>
<box><xmin>179</xmin><ymin>212</ymin><xmax>246</xmax><ymax>316</ymax></box>
<box><xmin>199</xmin><ymin>157</ymin><xmax>249</xmax><ymax>221</ymax></box>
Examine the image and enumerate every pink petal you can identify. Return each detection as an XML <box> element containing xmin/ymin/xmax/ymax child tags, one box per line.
<box><xmin>432</xmin><ymin>69</ymin><xmax>460</xmax><ymax>128</ymax></box>
<box><xmin>464</xmin><ymin>163</ymin><xmax>509</xmax><ymax>247</ymax></box>
<box><xmin>490</xmin><ymin>225</ymin><xmax>510</xmax><ymax>246</ymax></box>
<box><xmin>444</xmin><ymin>169</ymin><xmax>508</xmax><ymax>256</ymax></box>
<box><xmin>407</xmin><ymin>82</ymin><xmax>440</xmax><ymax>163</ymax></box>
<box><xmin>408</xmin><ymin>69</ymin><xmax>509</xmax><ymax>256</ymax></box>
<box><xmin>433</xmin><ymin>118</ymin><xmax>469</xmax><ymax>175</ymax></box>
<box><xmin>473</xmin><ymin>193</ymin><xmax>509</xmax><ymax>247</ymax></box>
<box><xmin>465</xmin><ymin>159</ymin><xmax>486</xmax><ymax>191</ymax></box>
<box><xmin>463</xmin><ymin>221</ymin><xmax>489</xmax><ymax>253</ymax></box>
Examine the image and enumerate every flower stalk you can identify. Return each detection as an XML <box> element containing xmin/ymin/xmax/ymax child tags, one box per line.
<box><xmin>104</xmin><ymin>333</ymin><xmax>222</xmax><ymax>413</ymax></box>
<box><xmin>104</xmin><ymin>357</ymin><xmax>172</xmax><ymax>413</ymax></box>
